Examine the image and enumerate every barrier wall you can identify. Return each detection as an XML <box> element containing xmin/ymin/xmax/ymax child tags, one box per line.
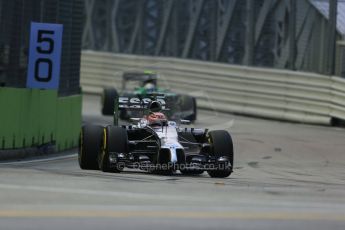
<box><xmin>0</xmin><ymin>87</ymin><xmax>81</xmax><ymax>151</ymax></box>
<box><xmin>80</xmin><ymin>50</ymin><xmax>345</xmax><ymax>125</ymax></box>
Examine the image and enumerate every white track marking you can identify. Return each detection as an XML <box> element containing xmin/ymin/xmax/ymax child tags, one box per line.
<box><xmin>0</xmin><ymin>183</ymin><xmax>200</xmax><ymax>202</ymax></box>
<box><xmin>0</xmin><ymin>154</ymin><xmax>77</xmax><ymax>166</ymax></box>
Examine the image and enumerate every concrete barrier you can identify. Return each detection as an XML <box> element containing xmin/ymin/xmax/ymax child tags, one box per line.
<box><xmin>80</xmin><ymin>50</ymin><xmax>345</xmax><ymax>125</ymax></box>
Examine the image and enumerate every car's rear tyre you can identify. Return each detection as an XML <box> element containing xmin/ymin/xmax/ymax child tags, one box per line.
<box><xmin>78</xmin><ymin>125</ymin><xmax>103</xmax><ymax>170</ymax></box>
<box><xmin>98</xmin><ymin>126</ymin><xmax>128</xmax><ymax>172</ymax></box>
<box><xmin>191</xmin><ymin>97</ymin><xmax>197</xmax><ymax>121</ymax></box>
<box><xmin>207</xmin><ymin>130</ymin><xmax>233</xmax><ymax>178</ymax></box>
<box><xmin>180</xmin><ymin>96</ymin><xmax>197</xmax><ymax>122</ymax></box>
<box><xmin>101</xmin><ymin>87</ymin><xmax>118</xmax><ymax>116</ymax></box>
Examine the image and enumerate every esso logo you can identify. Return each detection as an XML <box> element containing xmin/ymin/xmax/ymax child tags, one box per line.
<box><xmin>119</xmin><ymin>97</ymin><xmax>166</xmax><ymax>107</ymax></box>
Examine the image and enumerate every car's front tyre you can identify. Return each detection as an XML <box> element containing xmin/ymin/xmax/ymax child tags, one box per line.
<box><xmin>207</xmin><ymin>130</ymin><xmax>233</xmax><ymax>178</ymax></box>
<box><xmin>78</xmin><ymin>125</ymin><xmax>103</xmax><ymax>170</ymax></box>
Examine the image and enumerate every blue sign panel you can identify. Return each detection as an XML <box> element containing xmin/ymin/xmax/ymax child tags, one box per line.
<box><xmin>27</xmin><ymin>22</ymin><xmax>63</xmax><ymax>89</ymax></box>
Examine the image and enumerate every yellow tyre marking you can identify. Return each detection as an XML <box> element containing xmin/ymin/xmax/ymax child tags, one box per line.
<box><xmin>103</xmin><ymin>128</ymin><xmax>107</xmax><ymax>151</ymax></box>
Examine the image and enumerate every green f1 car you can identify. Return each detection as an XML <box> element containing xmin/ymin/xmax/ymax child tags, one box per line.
<box><xmin>101</xmin><ymin>71</ymin><xmax>197</xmax><ymax>122</ymax></box>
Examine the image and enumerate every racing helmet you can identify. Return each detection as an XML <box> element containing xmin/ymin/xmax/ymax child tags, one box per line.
<box><xmin>147</xmin><ymin>112</ymin><xmax>167</xmax><ymax>126</ymax></box>
<box><xmin>144</xmin><ymin>82</ymin><xmax>156</xmax><ymax>91</ymax></box>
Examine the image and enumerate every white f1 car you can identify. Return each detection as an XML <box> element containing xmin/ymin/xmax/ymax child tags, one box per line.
<box><xmin>79</xmin><ymin>95</ymin><xmax>233</xmax><ymax>178</ymax></box>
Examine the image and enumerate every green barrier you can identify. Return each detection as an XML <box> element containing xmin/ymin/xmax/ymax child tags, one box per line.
<box><xmin>0</xmin><ymin>87</ymin><xmax>82</xmax><ymax>151</ymax></box>
<box><xmin>56</xmin><ymin>94</ymin><xmax>82</xmax><ymax>151</ymax></box>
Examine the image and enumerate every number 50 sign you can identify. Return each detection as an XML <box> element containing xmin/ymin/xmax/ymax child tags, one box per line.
<box><xmin>27</xmin><ymin>22</ymin><xmax>63</xmax><ymax>89</ymax></box>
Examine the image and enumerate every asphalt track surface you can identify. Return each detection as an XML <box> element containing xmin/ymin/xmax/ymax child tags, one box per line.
<box><xmin>1</xmin><ymin>94</ymin><xmax>345</xmax><ymax>230</ymax></box>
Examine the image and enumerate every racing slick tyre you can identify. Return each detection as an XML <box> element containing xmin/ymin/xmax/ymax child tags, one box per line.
<box><xmin>180</xmin><ymin>96</ymin><xmax>197</xmax><ymax>122</ymax></box>
<box><xmin>101</xmin><ymin>87</ymin><xmax>118</xmax><ymax>116</ymax></box>
<box><xmin>191</xmin><ymin>96</ymin><xmax>197</xmax><ymax>122</ymax></box>
<box><xmin>99</xmin><ymin>126</ymin><xmax>128</xmax><ymax>172</ymax></box>
<box><xmin>78</xmin><ymin>125</ymin><xmax>103</xmax><ymax>170</ymax></box>
<box><xmin>207</xmin><ymin>130</ymin><xmax>233</xmax><ymax>178</ymax></box>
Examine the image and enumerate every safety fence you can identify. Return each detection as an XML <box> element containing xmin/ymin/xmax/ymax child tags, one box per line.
<box><xmin>80</xmin><ymin>50</ymin><xmax>345</xmax><ymax>125</ymax></box>
<box><xmin>0</xmin><ymin>0</ymin><xmax>83</xmax><ymax>96</ymax></box>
